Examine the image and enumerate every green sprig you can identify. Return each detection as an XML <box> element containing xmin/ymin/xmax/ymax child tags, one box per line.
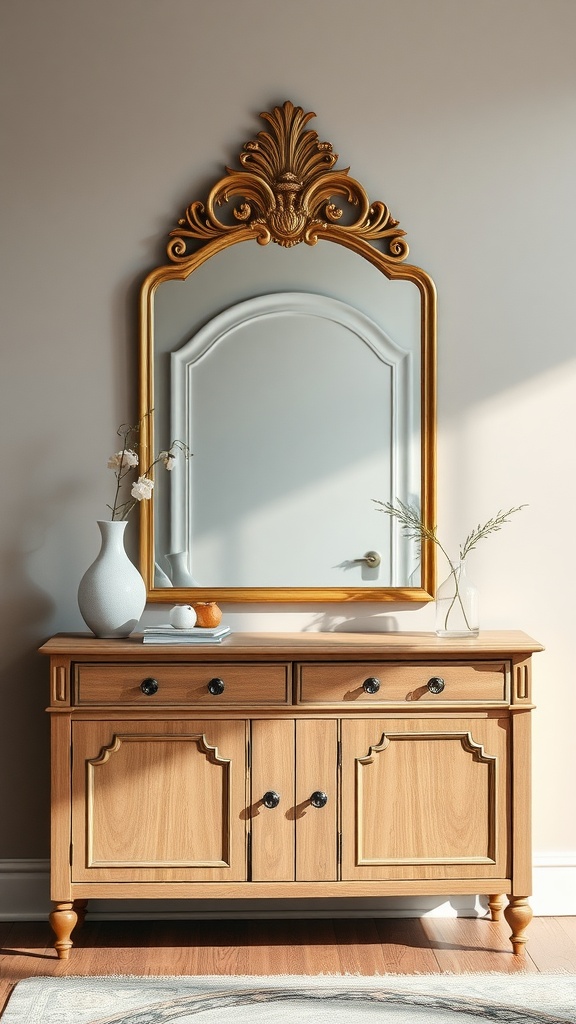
<box><xmin>373</xmin><ymin>499</ymin><xmax>527</xmax><ymax>631</ymax></box>
<box><xmin>373</xmin><ymin>499</ymin><xmax>526</xmax><ymax>565</ymax></box>
<box><xmin>458</xmin><ymin>507</ymin><xmax>527</xmax><ymax>561</ymax></box>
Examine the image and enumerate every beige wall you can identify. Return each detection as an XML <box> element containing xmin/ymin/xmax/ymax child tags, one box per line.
<box><xmin>1</xmin><ymin>0</ymin><xmax>574</xmax><ymax>897</ymax></box>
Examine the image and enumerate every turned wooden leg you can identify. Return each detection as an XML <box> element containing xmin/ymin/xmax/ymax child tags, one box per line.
<box><xmin>503</xmin><ymin>896</ymin><xmax>532</xmax><ymax>955</ymax></box>
<box><xmin>49</xmin><ymin>901</ymin><xmax>78</xmax><ymax>960</ymax></box>
<box><xmin>73</xmin><ymin>898</ymin><xmax>89</xmax><ymax>928</ymax></box>
<box><xmin>487</xmin><ymin>893</ymin><xmax>505</xmax><ymax>922</ymax></box>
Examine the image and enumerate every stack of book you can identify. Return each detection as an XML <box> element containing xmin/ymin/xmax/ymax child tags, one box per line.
<box><xmin>142</xmin><ymin>624</ymin><xmax>231</xmax><ymax>645</ymax></box>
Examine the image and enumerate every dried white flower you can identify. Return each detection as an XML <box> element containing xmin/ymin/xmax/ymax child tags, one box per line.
<box><xmin>107</xmin><ymin>449</ymin><xmax>139</xmax><ymax>470</ymax></box>
<box><xmin>160</xmin><ymin>451</ymin><xmax>176</xmax><ymax>471</ymax></box>
<box><xmin>106</xmin><ymin>415</ymin><xmax>190</xmax><ymax>520</ymax></box>
<box><xmin>130</xmin><ymin>476</ymin><xmax>154</xmax><ymax>502</ymax></box>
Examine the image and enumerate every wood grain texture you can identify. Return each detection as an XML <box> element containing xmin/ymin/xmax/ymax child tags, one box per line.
<box><xmin>76</xmin><ymin>662</ymin><xmax>290</xmax><ymax>705</ymax></box>
<box><xmin>420</xmin><ymin>916</ymin><xmax>541</xmax><ymax>974</ymax></box>
<box><xmin>250</xmin><ymin>720</ymin><xmax>295</xmax><ymax>881</ymax></box>
<box><xmin>295</xmin><ymin>719</ymin><xmax>338</xmax><ymax>881</ymax></box>
<box><xmin>518</xmin><ymin>916</ymin><xmax>576</xmax><ymax>973</ymax></box>
<box><xmin>340</xmin><ymin>716</ymin><xmax>508</xmax><ymax>881</ymax></box>
<box><xmin>40</xmin><ymin>631</ymin><xmax>544</xmax><ymax>660</ymax></box>
<box><xmin>71</xmin><ymin>720</ymin><xmax>248</xmax><ymax>883</ymax></box>
<box><xmin>509</xmin><ymin>710</ymin><xmax>533</xmax><ymax>895</ymax></box>
<box><xmin>42</xmin><ymin>631</ymin><xmax>541</xmax><ymax>959</ymax></box>
<box><xmin>2</xmin><ymin>915</ymin><xmax>573</xmax><ymax>1013</ymax></box>
<box><xmin>298</xmin><ymin>661</ymin><xmax>507</xmax><ymax>704</ymax></box>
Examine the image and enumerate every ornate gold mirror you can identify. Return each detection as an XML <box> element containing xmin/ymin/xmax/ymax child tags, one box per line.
<box><xmin>139</xmin><ymin>101</ymin><xmax>436</xmax><ymax>603</ymax></box>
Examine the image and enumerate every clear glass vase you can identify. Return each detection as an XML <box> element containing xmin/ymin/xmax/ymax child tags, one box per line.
<box><xmin>435</xmin><ymin>560</ymin><xmax>479</xmax><ymax>638</ymax></box>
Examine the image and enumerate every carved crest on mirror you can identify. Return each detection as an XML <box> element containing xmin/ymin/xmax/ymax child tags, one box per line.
<box><xmin>167</xmin><ymin>101</ymin><xmax>409</xmax><ymax>257</ymax></box>
<box><xmin>139</xmin><ymin>101</ymin><xmax>436</xmax><ymax>603</ymax></box>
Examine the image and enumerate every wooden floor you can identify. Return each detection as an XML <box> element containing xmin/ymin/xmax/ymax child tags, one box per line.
<box><xmin>1</xmin><ymin>916</ymin><xmax>575</xmax><ymax>1013</ymax></box>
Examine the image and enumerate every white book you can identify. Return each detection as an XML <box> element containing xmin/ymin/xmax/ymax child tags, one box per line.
<box><xmin>142</xmin><ymin>624</ymin><xmax>230</xmax><ymax>638</ymax></box>
<box><xmin>142</xmin><ymin>633</ymin><xmax>231</xmax><ymax>645</ymax></box>
<box><xmin>142</xmin><ymin>626</ymin><xmax>231</xmax><ymax>644</ymax></box>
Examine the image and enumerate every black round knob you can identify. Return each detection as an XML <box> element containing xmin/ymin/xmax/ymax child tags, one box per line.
<box><xmin>363</xmin><ymin>676</ymin><xmax>381</xmax><ymax>694</ymax></box>
<box><xmin>310</xmin><ymin>791</ymin><xmax>328</xmax><ymax>808</ymax></box>
<box><xmin>262</xmin><ymin>790</ymin><xmax>280</xmax><ymax>809</ymax></box>
<box><xmin>427</xmin><ymin>676</ymin><xmax>445</xmax><ymax>694</ymax></box>
<box><xmin>207</xmin><ymin>677</ymin><xmax>225</xmax><ymax>695</ymax></box>
<box><xmin>140</xmin><ymin>678</ymin><xmax>159</xmax><ymax>696</ymax></box>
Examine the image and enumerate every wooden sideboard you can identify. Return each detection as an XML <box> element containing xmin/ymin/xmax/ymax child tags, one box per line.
<box><xmin>41</xmin><ymin>630</ymin><xmax>542</xmax><ymax>958</ymax></box>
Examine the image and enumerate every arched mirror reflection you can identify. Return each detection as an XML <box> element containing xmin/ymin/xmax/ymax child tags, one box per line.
<box><xmin>139</xmin><ymin>101</ymin><xmax>436</xmax><ymax>602</ymax></box>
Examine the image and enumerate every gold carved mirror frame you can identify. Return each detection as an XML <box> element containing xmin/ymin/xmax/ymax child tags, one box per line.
<box><xmin>139</xmin><ymin>101</ymin><xmax>436</xmax><ymax>603</ymax></box>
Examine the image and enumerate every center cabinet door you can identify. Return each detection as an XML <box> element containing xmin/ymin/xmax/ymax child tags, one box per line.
<box><xmin>250</xmin><ymin>719</ymin><xmax>338</xmax><ymax>882</ymax></box>
<box><xmin>71</xmin><ymin>720</ymin><xmax>248</xmax><ymax>882</ymax></box>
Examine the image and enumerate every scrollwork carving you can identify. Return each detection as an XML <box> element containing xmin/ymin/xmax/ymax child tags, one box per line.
<box><xmin>167</xmin><ymin>101</ymin><xmax>408</xmax><ymax>259</ymax></box>
<box><xmin>89</xmin><ymin>732</ymin><xmax>230</xmax><ymax>769</ymax></box>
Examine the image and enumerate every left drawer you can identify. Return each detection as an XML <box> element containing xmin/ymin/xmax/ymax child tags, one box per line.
<box><xmin>75</xmin><ymin>662</ymin><xmax>290</xmax><ymax>705</ymax></box>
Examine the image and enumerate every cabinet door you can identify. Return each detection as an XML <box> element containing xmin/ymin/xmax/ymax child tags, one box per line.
<box><xmin>250</xmin><ymin>719</ymin><xmax>338</xmax><ymax>882</ymax></box>
<box><xmin>250</xmin><ymin>719</ymin><xmax>295</xmax><ymax>881</ymax></box>
<box><xmin>71</xmin><ymin>720</ymin><xmax>248</xmax><ymax>882</ymax></box>
<box><xmin>295</xmin><ymin>719</ymin><xmax>338</xmax><ymax>881</ymax></box>
<box><xmin>341</xmin><ymin>717</ymin><xmax>509</xmax><ymax>881</ymax></box>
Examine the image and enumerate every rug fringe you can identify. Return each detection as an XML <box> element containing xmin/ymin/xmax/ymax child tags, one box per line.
<box><xmin>18</xmin><ymin>971</ymin><xmax>575</xmax><ymax>980</ymax></box>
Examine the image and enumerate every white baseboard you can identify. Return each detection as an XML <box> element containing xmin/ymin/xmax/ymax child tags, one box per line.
<box><xmin>0</xmin><ymin>860</ymin><xmax>50</xmax><ymax>921</ymax></box>
<box><xmin>1</xmin><ymin>857</ymin><xmax>574</xmax><ymax>921</ymax></box>
<box><xmin>531</xmin><ymin>854</ymin><xmax>576</xmax><ymax>916</ymax></box>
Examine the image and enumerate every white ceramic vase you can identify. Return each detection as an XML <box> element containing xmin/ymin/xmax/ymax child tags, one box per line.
<box><xmin>78</xmin><ymin>520</ymin><xmax>147</xmax><ymax>638</ymax></box>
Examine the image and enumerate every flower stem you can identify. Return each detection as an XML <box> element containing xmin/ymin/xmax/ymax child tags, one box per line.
<box><xmin>442</xmin><ymin>558</ymin><xmax>472</xmax><ymax>632</ymax></box>
<box><xmin>110</xmin><ymin>432</ymin><xmax>131</xmax><ymax>520</ymax></box>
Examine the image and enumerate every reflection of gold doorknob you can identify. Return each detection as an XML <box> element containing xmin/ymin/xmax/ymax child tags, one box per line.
<box><xmin>353</xmin><ymin>550</ymin><xmax>381</xmax><ymax>568</ymax></box>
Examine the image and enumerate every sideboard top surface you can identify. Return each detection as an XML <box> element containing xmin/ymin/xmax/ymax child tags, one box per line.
<box><xmin>39</xmin><ymin>630</ymin><xmax>544</xmax><ymax>661</ymax></box>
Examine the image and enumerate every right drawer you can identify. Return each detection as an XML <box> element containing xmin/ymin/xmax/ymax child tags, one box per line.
<box><xmin>297</xmin><ymin>661</ymin><xmax>509</xmax><ymax>704</ymax></box>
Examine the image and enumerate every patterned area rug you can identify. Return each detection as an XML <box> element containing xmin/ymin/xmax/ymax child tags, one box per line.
<box><xmin>2</xmin><ymin>974</ymin><xmax>575</xmax><ymax>1023</ymax></box>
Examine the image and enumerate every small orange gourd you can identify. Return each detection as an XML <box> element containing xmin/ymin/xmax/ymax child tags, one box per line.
<box><xmin>193</xmin><ymin>601</ymin><xmax>223</xmax><ymax>628</ymax></box>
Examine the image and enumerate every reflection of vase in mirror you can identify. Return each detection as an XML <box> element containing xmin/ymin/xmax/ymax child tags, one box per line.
<box><xmin>154</xmin><ymin>561</ymin><xmax>173</xmax><ymax>588</ymax></box>
<box><xmin>166</xmin><ymin>551</ymin><xmax>199</xmax><ymax>587</ymax></box>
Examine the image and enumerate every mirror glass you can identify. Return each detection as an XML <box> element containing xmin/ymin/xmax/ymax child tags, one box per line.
<box><xmin>139</xmin><ymin>102</ymin><xmax>436</xmax><ymax>603</ymax></box>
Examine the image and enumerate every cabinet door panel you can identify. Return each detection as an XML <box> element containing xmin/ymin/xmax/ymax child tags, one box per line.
<box><xmin>295</xmin><ymin>719</ymin><xmax>338</xmax><ymax>881</ymax></box>
<box><xmin>72</xmin><ymin>720</ymin><xmax>247</xmax><ymax>882</ymax></box>
<box><xmin>250</xmin><ymin>720</ymin><xmax>295</xmax><ymax>881</ymax></box>
<box><xmin>341</xmin><ymin>717</ymin><xmax>509</xmax><ymax>880</ymax></box>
